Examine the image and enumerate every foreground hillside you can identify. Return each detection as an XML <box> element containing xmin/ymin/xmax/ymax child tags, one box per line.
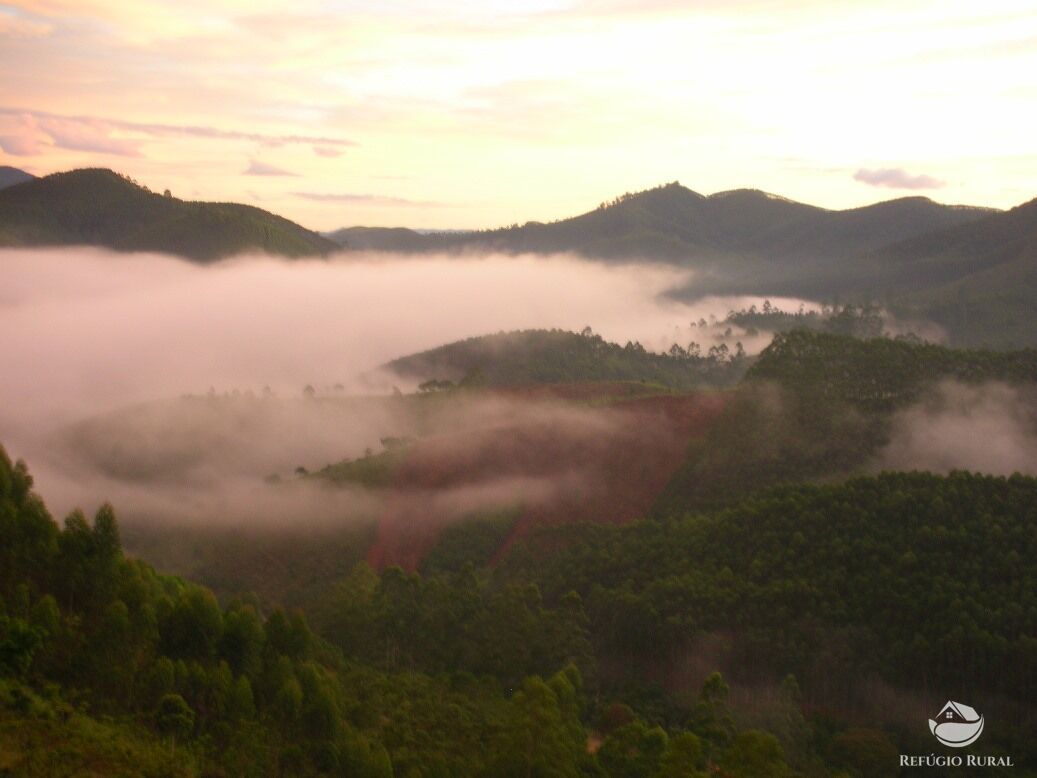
<box><xmin>2</xmin><ymin>445</ymin><xmax>827</xmax><ymax>777</ymax></box>
<box><xmin>0</xmin><ymin>169</ymin><xmax>338</xmax><ymax>261</ymax></box>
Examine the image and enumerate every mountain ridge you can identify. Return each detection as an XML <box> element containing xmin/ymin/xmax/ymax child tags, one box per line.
<box><xmin>327</xmin><ymin>181</ymin><xmax>998</xmax><ymax>262</ymax></box>
<box><xmin>0</xmin><ymin>168</ymin><xmax>338</xmax><ymax>261</ymax></box>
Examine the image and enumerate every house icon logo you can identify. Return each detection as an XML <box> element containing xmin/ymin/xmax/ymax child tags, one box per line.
<box><xmin>929</xmin><ymin>701</ymin><xmax>984</xmax><ymax>748</ymax></box>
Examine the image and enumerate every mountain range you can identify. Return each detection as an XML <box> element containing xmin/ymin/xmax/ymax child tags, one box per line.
<box><xmin>330</xmin><ymin>182</ymin><xmax>994</xmax><ymax>265</ymax></box>
<box><xmin>1</xmin><ymin>168</ymin><xmax>1034</xmax><ymax>345</ymax></box>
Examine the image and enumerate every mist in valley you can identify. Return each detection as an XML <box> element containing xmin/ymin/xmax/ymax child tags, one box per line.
<box><xmin>0</xmin><ymin>246</ymin><xmax>798</xmax><ymax>536</ymax></box>
<box><xmin>3</xmin><ymin>245</ymin><xmax>1031</xmax><ymax>554</ymax></box>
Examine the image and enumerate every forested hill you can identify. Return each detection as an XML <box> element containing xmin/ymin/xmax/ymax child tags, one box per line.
<box><xmin>328</xmin><ymin>182</ymin><xmax>992</xmax><ymax>264</ymax></box>
<box><xmin>748</xmin><ymin>329</ymin><xmax>1037</xmax><ymax>409</ymax></box>
<box><xmin>881</xmin><ymin>196</ymin><xmax>1037</xmax><ymax>348</ymax></box>
<box><xmin>0</xmin><ymin>168</ymin><xmax>338</xmax><ymax>261</ymax></box>
<box><xmin>381</xmin><ymin>328</ymin><xmax>747</xmax><ymax>389</ymax></box>
<box><xmin>655</xmin><ymin>330</ymin><xmax>1037</xmax><ymax>516</ymax></box>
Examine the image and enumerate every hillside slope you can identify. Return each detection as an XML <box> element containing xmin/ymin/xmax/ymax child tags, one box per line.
<box><xmin>0</xmin><ymin>168</ymin><xmax>338</xmax><ymax>261</ymax></box>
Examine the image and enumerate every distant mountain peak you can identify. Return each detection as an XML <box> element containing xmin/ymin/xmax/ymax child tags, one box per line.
<box><xmin>0</xmin><ymin>165</ymin><xmax>35</xmax><ymax>191</ymax></box>
<box><xmin>708</xmin><ymin>188</ymin><xmax>813</xmax><ymax>206</ymax></box>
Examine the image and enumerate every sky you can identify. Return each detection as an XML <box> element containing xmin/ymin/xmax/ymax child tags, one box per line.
<box><xmin>1</xmin><ymin>0</ymin><xmax>1035</xmax><ymax>230</ymax></box>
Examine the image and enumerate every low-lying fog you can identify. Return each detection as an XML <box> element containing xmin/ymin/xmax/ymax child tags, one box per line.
<box><xmin>0</xmin><ymin>247</ymin><xmax>805</xmax><ymax>525</ymax></box>
<box><xmin>878</xmin><ymin>382</ymin><xmax>1037</xmax><ymax>476</ymax></box>
<box><xmin>1</xmin><ymin>247</ymin><xmax>805</xmax><ymax>421</ymax></box>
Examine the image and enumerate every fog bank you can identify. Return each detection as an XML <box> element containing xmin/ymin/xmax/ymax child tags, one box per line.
<box><xmin>878</xmin><ymin>382</ymin><xmax>1037</xmax><ymax>476</ymax></box>
<box><xmin>0</xmin><ymin>247</ymin><xmax>780</xmax><ymax>529</ymax></box>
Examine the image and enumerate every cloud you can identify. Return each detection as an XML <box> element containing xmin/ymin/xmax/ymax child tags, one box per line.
<box><xmin>853</xmin><ymin>167</ymin><xmax>945</xmax><ymax>190</ymax></box>
<box><xmin>0</xmin><ymin>110</ymin><xmax>141</xmax><ymax>157</ymax></box>
<box><xmin>0</xmin><ymin>11</ymin><xmax>53</xmax><ymax>37</ymax></box>
<box><xmin>293</xmin><ymin>192</ymin><xmax>445</xmax><ymax>207</ymax></box>
<box><xmin>0</xmin><ymin>128</ymin><xmax>42</xmax><ymax>156</ymax></box>
<box><xmin>313</xmin><ymin>146</ymin><xmax>343</xmax><ymax>158</ymax></box>
<box><xmin>0</xmin><ymin>113</ymin><xmax>43</xmax><ymax>156</ymax></box>
<box><xmin>244</xmin><ymin>160</ymin><xmax>298</xmax><ymax>176</ymax></box>
<box><xmin>0</xmin><ymin>107</ymin><xmax>357</xmax><ymax>151</ymax></box>
<box><xmin>37</xmin><ymin>115</ymin><xmax>143</xmax><ymax>157</ymax></box>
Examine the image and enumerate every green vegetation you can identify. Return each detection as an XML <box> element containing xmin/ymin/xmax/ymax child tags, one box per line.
<box><xmin>419</xmin><ymin>508</ymin><xmax>520</xmax><ymax>576</ymax></box>
<box><xmin>0</xmin><ymin>168</ymin><xmax>337</xmax><ymax>261</ymax></box>
<box><xmin>309</xmin><ymin>447</ymin><xmax>406</xmax><ymax>489</ymax></box>
<box><xmin>722</xmin><ymin>301</ymin><xmax>885</xmax><ymax>339</ymax></box>
<box><xmin>385</xmin><ymin>328</ymin><xmax>749</xmax><ymax>389</ymax></box>
<box><xmin>751</xmin><ymin>329</ymin><xmax>1037</xmax><ymax>411</ymax></box>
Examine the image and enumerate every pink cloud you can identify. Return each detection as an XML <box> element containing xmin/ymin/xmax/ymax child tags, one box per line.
<box><xmin>0</xmin><ymin>110</ymin><xmax>142</xmax><ymax>157</ymax></box>
<box><xmin>244</xmin><ymin>159</ymin><xmax>297</xmax><ymax>176</ymax></box>
<box><xmin>0</xmin><ymin>129</ymin><xmax>42</xmax><ymax>156</ymax></box>
<box><xmin>853</xmin><ymin>168</ymin><xmax>945</xmax><ymax>190</ymax></box>
<box><xmin>0</xmin><ymin>113</ymin><xmax>40</xmax><ymax>156</ymax></box>
<box><xmin>313</xmin><ymin>146</ymin><xmax>343</xmax><ymax>158</ymax></box>
<box><xmin>36</xmin><ymin>115</ymin><xmax>142</xmax><ymax>157</ymax></box>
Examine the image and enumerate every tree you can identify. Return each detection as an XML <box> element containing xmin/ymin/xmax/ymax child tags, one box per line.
<box><xmin>658</xmin><ymin>732</ymin><xmax>706</xmax><ymax>778</ymax></box>
<box><xmin>597</xmin><ymin>721</ymin><xmax>668</xmax><ymax>778</ymax></box>
<box><xmin>155</xmin><ymin>693</ymin><xmax>194</xmax><ymax>756</ymax></box>
<box><xmin>719</xmin><ymin>730</ymin><xmax>790</xmax><ymax>778</ymax></box>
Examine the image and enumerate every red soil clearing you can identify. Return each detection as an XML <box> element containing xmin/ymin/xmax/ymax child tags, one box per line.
<box><xmin>365</xmin><ymin>389</ymin><xmax>730</xmax><ymax>571</ymax></box>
